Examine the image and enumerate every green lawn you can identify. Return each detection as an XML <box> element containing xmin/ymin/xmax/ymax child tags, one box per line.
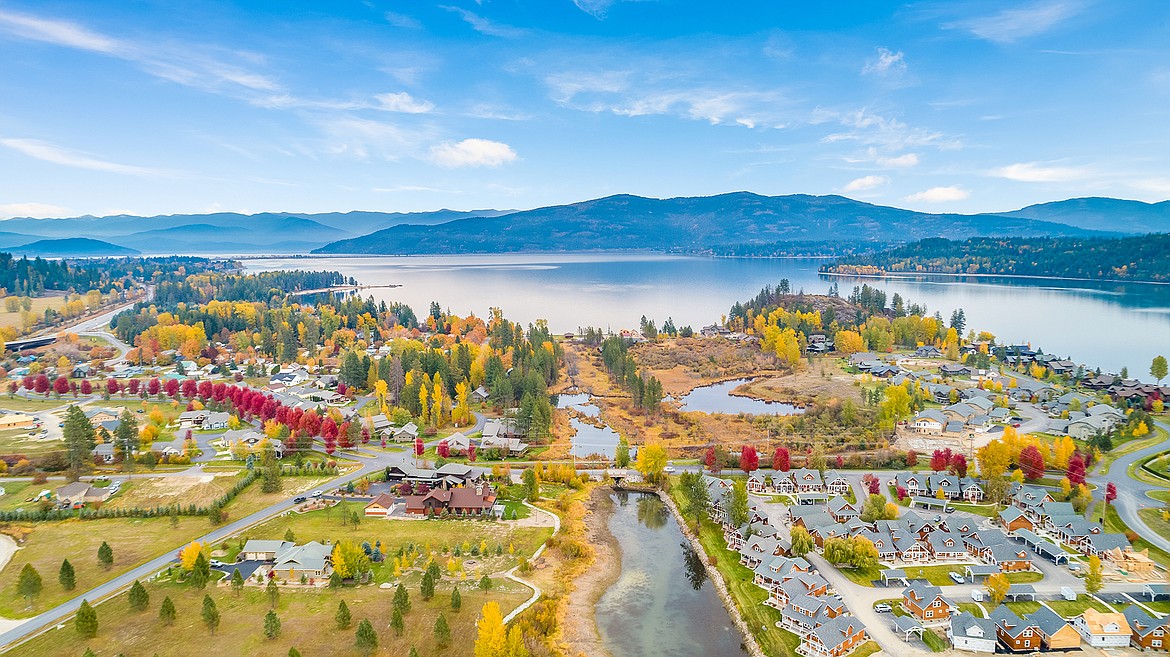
<box><xmin>1005</xmin><ymin>571</ymin><xmax>1044</xmax><ymax>584</ymax></box>
<box><xmin>1097</xmin><ymin>502</ymin><xmax>1170</xmax><ymax>567</ymax></box>
<box><xmin>6</xmin><ymin>573</ymin><xmax>528</xmax><ymax>657</ymax></box>
<box><xmin>852</xmin><ymin>641</ymin><xmax>881</xmax><ymax>657</ymax></box>
<box><xmin>1135</xmin><ymin>600</ymin><xmax>1170</xmax><ymax>614</ymax></box>
<box><xmin>922</xmin><ymin>628</ymin><xmax>949</xmax><ymax>652</ymax></box>
<box><xmin>1101</xmin><ymin>430</ymin><xmax>1167</xmax><ymax>475</ymax></box>
<box><xmin>950</xmin><ymin>502</ymin><xmax>1001</xmax><ymax>517</ymax></box>
<box><xmin>899</xmin><ymin>564</ymin><xmax>973</xmax><ymax>586</ymax></box>
<box><xmin>836</xmin><ymin>565</ymin><xmax>882</xmax><ymax>587</ymax></box>
<box><xmin>1045</xmin><ymin>596</ymin><xmax>1111</xmax><ymax>617</ymax></box>
<box><xmin>0</xmin><ymin>480</ymin><xmax>39</xmax><ymax>511</ymax></box>
<box><xmin>1003</xmin><ymin>600</ymin><xmax>1042</xmax><ymax>615</ymax></box>
<box><xmin>0</xmin><ymin>397</ymin><xmax>69</xmax><ymax>413</ymax></box>
<box><xmin>958</xmin><ymin>602</ymin><xmax>986</xmax><ymax>618</ymax></box>
<box><xmin>1147</xmin><ymin>489</ymin><xmax>1170</xmax><ymax>504</ymax></box>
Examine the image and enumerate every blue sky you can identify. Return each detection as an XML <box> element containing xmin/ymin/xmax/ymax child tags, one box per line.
<box><xmin>1</xmin><ymin>0</ymin><xmax>1169</xmax><ymax>219</ymax></box>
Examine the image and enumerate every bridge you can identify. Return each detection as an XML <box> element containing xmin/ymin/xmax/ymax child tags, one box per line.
<box><xmin>5</xmin><ymin>335</ymin><xmax>57</xmax><ymax>351</ymax></box>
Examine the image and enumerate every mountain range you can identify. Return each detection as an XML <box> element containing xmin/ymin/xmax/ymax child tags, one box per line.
<box><xmin>1</xmin><ymin>193</ymin><xmax>1167</xmax><ymax>257</ymax></box>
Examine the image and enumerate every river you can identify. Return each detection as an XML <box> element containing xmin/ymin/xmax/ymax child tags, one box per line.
<box><xmin>595</xmin><ymin>491</ymin><xmax>744</xmax><ymax>657</ymax></box>
<box><xmin>241</xmin><ymin>254</ymin><xmax>1170</xmax><ymax>378</ymax></box>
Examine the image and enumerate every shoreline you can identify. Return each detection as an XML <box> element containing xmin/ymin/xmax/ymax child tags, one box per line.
<box><xmin>820</xmin><ymin>268</ymin><xmax>1170</xmax><ymax>287</ymax></box>
<box><xmin>562</xmin><ymin>487</ymin><xmax>620</xmax><ymax>657</ymax></box>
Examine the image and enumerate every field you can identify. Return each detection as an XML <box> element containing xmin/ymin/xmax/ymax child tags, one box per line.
<box><xmin>0</xmin><ymin>294</ymin><xmax>68</xmax><ymax>330</ymax></box>
<box><xmin>1045</xmin><ymin>595</ymin><xmax>1111</xmax><ymax>617</ymax></box>
<box><xmin>104</xmin><ymin>475</ymin><xmax>238</xmax><ymax>510</ymax></box>
<box><xmin>7</xmin><ymin>577</ymin><xmax>528</xmax><ymax>657</ymax></box>
<box><xmin>0</xmin><ymin>397</ymin><xmax>69</xmax><ymax>413</ymax></box>
<box><xmin>0</xmin><ymin>428</ymin><xmax>61</xmax><ymax>457</ymax></box>
<box><xmin>728</xmin><ymin>359</ymin><xmax>863</xmax><ymax>406</ymax></box>
<box><xmin>0</xmin><ymin>515</ymin><xmax>215</xmax><ymax>617</ymax></box>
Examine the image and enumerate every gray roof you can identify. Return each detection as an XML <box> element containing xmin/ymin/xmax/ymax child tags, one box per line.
<box><xmin>989</xmin><ymin>605</ymin><xmax>1033</xmax><ymax>638</ymax></box>
<box><xmin>1125</xmin><ymin>606</ymin><xmax>1168</xmax><ymax>638</ymax></box>
<box><xmin>951</xmin><ymin>612</ymin><xmax>995</xmax><ymax>640</ymax></box>
<box><xmin>242</xmin><ymin>539</ymin><xmax>294</xmax><ymax>554</ymax></box>
<box><xmin>1029</xmin><ymin>606</ymin><xmax>1071</xmax><ymax>637</ymax></box>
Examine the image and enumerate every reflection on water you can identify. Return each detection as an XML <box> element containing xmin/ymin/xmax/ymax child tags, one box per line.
<box><xmin>244</xmin><ymin>254</ymin><xmax>1170</xmax><ymax>380</ymax></box>
<box><xmin>596</xmin><ymin>492</ymin><xmax>744</xmax><ymax>657</ymax></box>
<box><xmin>682</xmin><ymin>542</ymin><xmax>708</xmax><ymax>591</ymax></box>
<box><xmin>678</xmin><ymin>378</ymin><xmax>804</xmax><ymax>416</ymax></box>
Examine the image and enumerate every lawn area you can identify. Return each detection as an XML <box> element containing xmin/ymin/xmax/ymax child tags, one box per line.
<box><xmin>1098</xmin><ymin>502</ymin><xmax>1170</xmax><ymax>567</ymax></box>
<box><xmin>958</xmin><ymin>602</ymin><xmax>986</xmax><ymax>618</ymax></box>
<box><xmin>0</xmin><ymin>396</ymin><xmax>68</xmax><ymax>413</ymax></box>
<box><xmin>950</xmin><ymin>502</ymin><xmax>1001</xmax><ymax>518</ymax></box>
<box><xmin>1005</xmin><ymin>571</ymin><xmax>1044</xmax><ymax>584</ymax></box>
<box><xmin>1003</xmin><ymin>600</ymin><xmax>1042</xmax><ymax>615</ymax></box>
<box><xmin>0</xmin><ymin>515</ymin><xmax>215</xmax><ymax>618</ymax></box>
<box><xmin>1045</xmin><ymin>596</ymin><xmax>1111</xmax><ymax>617</ymax></box>
<box><xmin>899</xmin><ymin>564</ymin><xmax>973</xmax><ymax>586</ymax></box>
<box><xmin>1101</xmin><ymin>430</ymin><xmax>1167</xmax><ymax>475</ymax></box>
<box><xmin>922</xmin><ymin>628</ymin><xmax>949</xmax><ymax>652</ymax></box>
<box><xmin>836</xmin><ymin>564</ymin><xmax>882</xmax><ymax>587</ymax></box>
<box><xmin>0</xmin><ymin>481</ymin><xmax>39</xmax><ymax>512</ymax></box>
<box><xmin>852</xmin><ymin>641</ymin><xmax>881</xmax><ymax>657</ymax></box>
<box><xmin>1135</xmin><ymin>600</ymin><xmax>1170</xmax><ymax>614</ymax></box>
<box><xmin>687</xmin><ymin>502</ymin><xmax>801</xmax><ymax>657</ymax></box>
<box><xmin>0</xmin><ymin>294</ymin><xmax>67</xmax><ymax>329</ymax></box>
<box><xmin>241</xmin><ymin>508</ymin><xmax>553</xmax><ymax>582</ymax></box>
<box><xmin>6</xmin><ymin>574</ymin><xmax>528</xmax><ymax>657</ymax></box>
<box><xmin>1147</xmin><ymin>489</ymin><xmax>1170</xmax><ymax>504</ymax></box>
<box><xmin>0</xmin><ymin>427</ymin><xmax>64</xmax><ymax>457</ymax></box>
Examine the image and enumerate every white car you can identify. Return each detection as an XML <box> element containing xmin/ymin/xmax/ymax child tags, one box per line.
<box><xmin>310</xmin><ymin>490</ymin><xmax>323</xmax><ymax>498</ymax></box>
<box><xmin>874</xmin><ymin>603</ymin><xmax>892</xmax><ymax>613</ymax></box>
<box><xmin>663</xmin><ymin>466</ymin><xmax>676</xmax><ymax>474</ymax></box>
<box><xmin>948</xmin><ymin>572</ymin><xmax>965</xmax><ymax>584</ymax></box>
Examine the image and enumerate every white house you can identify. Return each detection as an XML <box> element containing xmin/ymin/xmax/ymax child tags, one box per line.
<box><xmin>949</xmin><ymin>613</ymin><xmax>997</xmax><ymax>653</ymax></box>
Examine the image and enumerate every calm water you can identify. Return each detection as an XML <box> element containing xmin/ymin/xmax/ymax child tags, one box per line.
<box><xmin>242</xmin><ymin>254</ymin><xmax>1170</xmax><ymax>379</ymax></box>
<box><xmin>596</xmin><ymin>492</ymin><xmax>744</xmax><ymax>657</ymax></box>
<box><xmin>677</xmin><ymin>378</ymin><xmax>805</xmax><ymax>415</ymax></box>
<box><xmin>556</xmin><ymin>392</ymin><xmax>622</xmax><ymax>458</ymax></box>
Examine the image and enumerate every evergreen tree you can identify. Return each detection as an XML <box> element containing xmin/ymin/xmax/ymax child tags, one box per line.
<box><xmin>393</xmin><ymin>582</ymin><xmax>410</xmax><ymax>613</ymax></box>
<box><xmin>58</xmin><ymin>559</ymin><xmax>76</xmax><ymax>591</ymax></box>
<box><xmin>62</xmin><ymin>405</ymin><xmax>96</xmax><ymax>480</ymax></box>
<box><xmin>355</xmin><ymin>619</ymin><xmax>378</xmax><ymax>656</ymax></box>
<box><xmin>288</xmin><ymin>649</ymin><xmax>302</xmax><ymax>657</ymax></box>
<box><xmin>159</xmin><ymin>596</ymin><xmax>176</xmax><ymax>626</ymax></box>
<box><xmin>260</xmin><ymin>448</ymin><xmax>282</xmax><ymax>493</ymax></box>
<box><xmin>479</xmin><ymin>574</ymin><xmax>493</xmax><ymax>590</ymax></box>
<box><xmin>230</xmin><ymin>569</ymin><xmax>244</xmax><ymax>596</ymax></box>
<box><xmin>408</xmin><ymin>647</ymin><xmax>419</xmax><ymax>657</ymax></box>
<box><xmin>335</xmin><ymin>600</ymin><xmax>352</xmax><ymax>629</ymax></box>
<box><xmin>434</xmin><ymin>613</ymin><xmax>451</xmax><ymax>648</ymax></box>
<box><xmin>283</xmin><ymin>528</ymin><xmax>296</xmax><ymax>542</ymax></box>
<box><xmin>114</xmin><ymin>408</ymin><xmax>139</xmax><ymax>468</ymax></box>
<box><xmin>267</xmin><ymin>578</ymin><xmax>280</xmax><ymax>608</ymax></box>
<box><xmin>264</xmin><ymin>610</ymin><xmax>282</xmax><ymax>639</ymax></box>
<box><xmin>128</xmin><ymin>580</ymin><xmax>150</xmax><ymax>611</ymax></box>
<box><xmin>451</xmin><ymin>586</ymin><xmax>462</xmax><ymax>611</ymax></box>
<box><xmin>17</xmin><ymin>563</ymin><xmax>42</xmax><ymax>606</ymax></box>
<box><xmin>201</xmin><ymin>594</ymin><xmax>220</xmax><ymax>635</ymax></box>
<box><xmin>420</xmin><ymin>571</ymin><xmax>435</xmax><ymax>601</ymax></box>
<box><xmin>391</xmin><ymin>606</ymin><xmax>405</xmax><ymax>636</ymax></box>
<box><xmin>75</xmin><ymin>599</ymin><xmax>98</xmax><ymax>638</ymax></box>
<box><xmin>190</xmin><ymin>553</ymin><xmax>210</xmax><ymax>589</ymax></box>
<box><xmin>97</xmin><ymin>541</ymin><xmax>113</xmax><ymax>569</ymax></box>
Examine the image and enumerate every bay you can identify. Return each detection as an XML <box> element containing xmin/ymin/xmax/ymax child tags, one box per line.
<box><xmin>241</xmin><ymin>254</ymin><xmax>1170</xmax><ymax>379</ymax></box>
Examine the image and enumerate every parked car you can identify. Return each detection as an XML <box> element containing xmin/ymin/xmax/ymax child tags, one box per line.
<box><xmin>310</xmin><ymin>490</ymin><xmax>322</xmax><ymax>498</ymax></box>
<box><xmin>945</xmin><ymin>506</ymin><xmax>956</xmax><ymax>514</ymax></box>
<box><xmin>663</xmin><ymin>466</ymin><xmax>676</xmax><ymax>474</ymax></box>
<box><xmin>948</xmin><ymin>571</ymin><xmax>965</xmax><ymax>584</ymax></box>
<box><xmin>210</xmin><ymin>560</ymin><xmax>225</xmax><ymax>568</ymax></box>
<box><xmin>874</xmin><ymin>603</ymin><xmax>892</xmax><ymax>613</ymax></box>
<box><xmin>293</xmin><ymin>496</ymin><xmax>307</xmax><ymax>504</ymax></box>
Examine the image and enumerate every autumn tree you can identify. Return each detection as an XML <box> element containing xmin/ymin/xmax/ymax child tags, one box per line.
<box><xmin>636</xmin><ymin>442</ymin><xmax>668</xmax><ymax>484</ymax></box>
<box><xmin>773</xmin><ymin>446</ymin><xmax>790</xmax><ymax>472</ymax></box>
<box><xmin>986</xmin><ymin>572</ymin><xmax>1010</xmax><ymax>606</ymax></box>
<box><xmin>930</xmin><ymin>449</ymin><xmax>949</xmax><ymax>472</ymax></box>
<box><xmin>705</xmin><ymin>446</ymin><xmax>721</xmax><ymax>474</ymax></box>
<box><xmin>1019</xmin><ymin>445</ymin><xmax>1045</xmax><ymax>481</ymax></box>
<box><xmin>790</xmin><ymin>526</ymin><xmax>814</xmax><ymax>556</ymax></box>
<box><xmin>1066</xmin><ymin>453</ymin><xmax>1087</xmax><ymax>487</ymax></box>
<box><xmin>474</xmin><ymin>601</ymin><xmax>507</xmax><ymax>657</ymax></box>
<box><xmin>739</xmin><ymin>446</ymin><xmax>759</xmax><ymax>474</ymax></box>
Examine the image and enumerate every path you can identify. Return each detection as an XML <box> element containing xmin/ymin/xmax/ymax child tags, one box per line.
<box><xmin>502</xmin><ymin>501</ymin><xmax>561</xmax><ymax>624</ymax></box>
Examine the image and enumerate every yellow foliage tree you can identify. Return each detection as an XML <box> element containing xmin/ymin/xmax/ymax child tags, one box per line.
<box><xmin>474</xmin><ymin>602</ymin><xmax>507</xmax><ymax>657</ymax></box>
<box><xmin>635</xmin><ymin>442</ymin><xmax>668</xmax><ymax>484</ymax></box>
<box><xmin>179</xmin><ymin>542</ymin><xmax>208</xmax><ymax>571</ymax></box>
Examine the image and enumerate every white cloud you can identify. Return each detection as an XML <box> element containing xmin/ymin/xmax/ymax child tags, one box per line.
<box><xmin>440</xmin><ymin>6</ymin><xmax>527</xmax><ymax>38</ymax></box>
<box><xmin>385</xmin><ymin>12</ymin><xmax>422</xmax><ymax>29</ymax></box>
<box><xmin>904</xmin><ymin>186</ymin><xmax>969</xmax><ymax>203</ymax></box>
<box><xmin>316</xmin><ymin>117</ymin><xmax>433</xmax><ymax>160</ymax></box>
<box><xmin>0</xmin><ymin>9</ymin><xmax>281</xmax><ymax>100</ymax></box>
<box><xmin>876</xmin><ymin>151</ymin><xmax>920</xmax><ymax>168</ymax></box>
<box><xmin>991</xmin><ymin>162</ymin><xmax>1087</xmax><ymax>182</ymax></box>
<box><xmin>862</xmin><ymin>47</ymin><xmax>906</xmax><ymax>76</ymax></box>
<box><xmin>429</xmin><ymin>139</ymin><xmax>518</xmax><ymax>168</ymax></box>
<box><xmin>943</xmin><ymin>1</ymin><xmax>1084</xmax><ymax>43</ymax></box>
<box><xmin>819</xmin><ymin>109</ymin><xmax>958</xmax><ymax>152</ymax></box>
<box><xmin>573</xmin><ymin>0</ymin><xmax>616</xmax><ymax>18</ymax></box>
<box><xmin>843</xmin><ymin>175</ymin><xmax>889</xmax><ymax>192</ymax></box>
<box><xmin>0</xmin><ymin>202</ymin><xmax>70</xmax><ymax>219</ymax></box>
<box><xmin>375</xmin><ymin>92</ymin><xmax>435</xmax><ymax>114</ymax></box>
<box><xmin>0</xmin><ymin>138</ymin><xmax>165</xmax><ymax>176</ymax></box>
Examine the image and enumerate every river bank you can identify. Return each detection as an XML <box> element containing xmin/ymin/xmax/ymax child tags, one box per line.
<box><xmin>562</xmin><ymin>487</ymin><xmax>620</xmax><ymax>657</ymax></box>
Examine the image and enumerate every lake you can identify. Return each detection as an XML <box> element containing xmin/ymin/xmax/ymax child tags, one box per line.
<box><xmin>556</xmin><ymin>392</ymin><xmax>622</xmax><ymax>458</ymax></box>
<box><xmin>242</xmin><ymin>254</ymin><xmax>1170</xmax><ymax>378</ymax></box>
<box><xmin>676</xmin><ymin>378</ymin><xmax>804</xmax><ymax>416</ymax></box>
<box><xmin>595</xmin><ymin>491</ymin><xmax>744</xmax><ymax>657</ymax></box>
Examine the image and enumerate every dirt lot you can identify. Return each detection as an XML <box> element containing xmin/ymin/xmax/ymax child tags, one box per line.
<box><xmin>105</xmin><ymin>474</ymin><xmax>238</xmax><ymax>510</ymax></box>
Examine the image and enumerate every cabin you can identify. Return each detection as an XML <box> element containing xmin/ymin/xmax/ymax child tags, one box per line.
<box><xmin>902</xmin><ymin>582</ymin><xmax>956</xmax><ymax>623</ymax></box>
<box><xmin>1125</xmin><ymin>606</ymin><xmax>1170</xmax><ymax>651</ymax></box>
<box><xmin>1072</xmin><ymin>609</ymin><xmax>1131</xmax><ymax>648</ymax></box>
<box><xmin>950</xmin><ymin>612</ymin><xmax>997</xmax><ymax>653</ymax></box>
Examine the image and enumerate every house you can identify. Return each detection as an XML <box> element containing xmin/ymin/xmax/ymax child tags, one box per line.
<box><xmin>791</xmin><ymin>469</ymin><xmax>825</xmax><ymax>492</ymax></box>
<box><xmin>55</xmin><ymin>482</ymin><xmax>111</xmax><ymax>506</ymax></box>
<box><xmin>403</xmin><ymin>484</ymin><xmax>497</xmax><ymax>516</ymax></box>
<box><xmin>471</xmin><ymin>386</ymin><xmax>490</xmax><ymax>403</ymax></box>
<box><xmin>998</xmin><ymin>507</ymin><xmax>1034</xmax><ymax>534</ymax></box>
<box><xmin>1068</xmin><ymin>414</ymin><xmax>1118</xmax><ymax>440</ymax></box>
<box><xmin>240</xmin><ymin>539</ymin><xmax>294</xmax><ymax>561</ymax></box>
<box><xmin>1030</xmin><ymin>605</ymin><xmax>1082</xmax><ymax>650</ymax></box>
<box><xmin>177</xmin><ymin>410</ymin><xmax>230</xmax><ymax>430</ymax></box>
<box><xmin>915</xmin><ymin>345</ymin><xmax>944</xmax><ymax>358</ymax></box>
<box><xmin>269</xmin><ymin>541</ymin><xmax>333</xmax><ymax>580</ymax></box>
<box><xmin>480</xmin><ymin>435</ymin><xmax>529</xmax><ymax>455</ymax></box>
<box><xmin>443</xmin><ymin>432</ymin><xmax>472</xmax><ymax>455</ymax></box>
<box><xmin>0</xmin><ymin>413</ymin><xmax>35</xmax><ymax>430</ymax></box>
<box><xmin>364</xmin><ymin>493</ymin><xmax>397</xmax><ymax>517</ymax></box>
<box><xmin>1071</xmin><ymin>609</ymin><xmax>1131</xmax><ymax>648</ymax></box>
<box><xmin>748</xmin><ymin>475</ymin><xmax>767</xmax><ymax>493</ymax></box>
<box><xmin>269</xmin><ymin>369</ymin><xmax>309</xmax><ymax>387</ymax></box>
<box><xmin>989</xmin><ymin>605</ymin><xmax>1042</xmax><ymax>652</ymax></box>
<box><xmin>827</xmin><ymin>497</ymin><xmax>858</xmax><ymax>523</ymax></box>
<box><xmin>949</xmin><ymin>612</ymin><xmax>997</xmax><ymax>653</ymax></box>
<box><xmin>803</xmin><ymin>616</ymin><xmax>868</xmax><ymax>657</ymax></box>
<box><xmin>902</xmin><ymin>582</ymin><xmax>956</xmax><ymax>623</ymax></box>
<box><xmin>392</xmin><ymin>422</ymin><xmax>419</xmax><ymax>442</ymax></box>
<box><xmin>1125</xmin><ymin>606</ymin><xmax>1170</xmax><ymax>651</ymax></box>
<box><xmin>83</xmin><ymin>408</ymin><xmax>120</xmax><ymax>425</ymax></box>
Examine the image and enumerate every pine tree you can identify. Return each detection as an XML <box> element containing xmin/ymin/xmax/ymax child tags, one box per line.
<box><xmin>201</xmin><ymin>594</ymin><xmax>220</xmax><ymax>635</ymax></box>
<box><xmin>97</xmin><ymin>541</ymin><xmax>113</xmax><ymax>569</ymax></box>
<box><xmin>284</xmin><ymin>528</ymin><xmax>296</xmax><ymax>542</ymax></box>
<box><xmin>451</xmin><ymin>586</ymin><xmax>462</xmax><ymax>611</ymax></box>
<box><xmin>267</xmin><ymin>578</ymin><xmax>280</xmax><ymax>608</ymax></box>
<box><xmin>17</xmin><ymin>563</ymin><xmax>42</xmax><ymax>607</ymax></box>
<box><xmin>355</xmin><ymin>619</ymin><xmax>378</xmax><ymax>656</ymax></box>
<box><xmin>391</xmin><ymin>606</ymin><xmax>404</xmax><ymax>636</ymax></box>
<box><xmin>420</xmin><ymin>571</ymin><xmax>435</xmax><ymax>601</ymax></box>
<box><xmin>288</xmin><ymin>649</ymin><xmax>302</xmax><ymax>657</ymax></box>
<box><xmin>335</xmin><ymin>600</ymin><xmax>352</xmax><ymax>629</ymax></box>
<box><xmin>58</xmin><ymin>559</ymin><xmax>75</xmax><ymax>591</ymax></box>
<box><xmin>128</xmin><ymin>580</ymin><xmax>150</xmax><ymax>611</ymax></box>
<box><xmin>75</xmin><ymin>599</ymin><xmax>98</xmax><ymax>638</ymax></box>
<box><xmin>159</xmin><ymin>596</ymin><xmax>176</xmax><ymax>626</ymax></box>
<box><xmin>264</xmin><ymin>610</ymin><xmax>282</xmax><ymax>639</ymax></box>
<box><xmin>231</xmin><ymin>569</ymin><xmax>244</xmax><ymax>596</ymax></box>
<box><xmin>434</xmin><ymin>613</ymin><xmax>451</xmax><ymax>648</ymax></box>
<box><xmin>393</xmin><ymin>582</ymin><xmax>410</xmax><ymax>613</ymax></box>
<box><xmin>190</xmin><ymin>553</ymin><xmax>210</xmax><ymax>589</ymax></box>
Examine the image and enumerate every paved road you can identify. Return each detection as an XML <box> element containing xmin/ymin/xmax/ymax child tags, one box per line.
<box><xmin>1088</xmin><ymin>419</ymin><xmax>1170</xmax><ymax>553</ymax></box>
